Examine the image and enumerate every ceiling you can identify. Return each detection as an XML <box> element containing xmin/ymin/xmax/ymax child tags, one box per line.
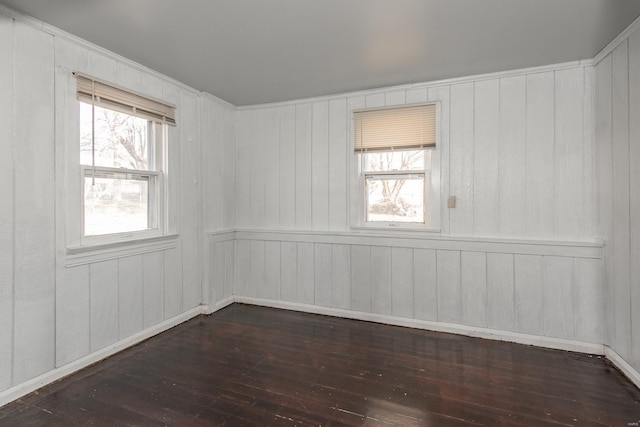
<box><xmin>2</xmin><ymin>0</ymin><xmax>640</xmax><ymax>106</ymax></box>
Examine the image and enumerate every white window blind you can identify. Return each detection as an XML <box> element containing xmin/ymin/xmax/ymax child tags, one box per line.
<box><xmin>354</xmin><ymin>104</ymin><xmax>436</xmax><ymax>152</ymax></box>
<box><xmin>75</xmin><ymin>73</ymin><xmax>176</xmax><ymax>126</ymax></box>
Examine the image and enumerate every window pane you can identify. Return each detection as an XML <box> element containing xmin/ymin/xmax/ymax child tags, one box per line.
<box><xmin>84</xmin><ymin>174</ymin><xmax>154</xmax><ymax>236</ymax></box>
<box><xmin>363</xmin><ymin>150</ymin><xmax>424</xmax><ymax>172</ymax></box>
<box><xmin>80</xmin><ymin>102</ymin><xmax>150</xmax><ymax>170</ymax></box>
<box><xmin>365</xmin><ymin>174</ymin><xmax>425</xmax><ymax>223</ymax></box>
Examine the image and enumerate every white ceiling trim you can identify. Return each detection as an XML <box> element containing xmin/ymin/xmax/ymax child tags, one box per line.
<box><xmin>0</xmin><ymin>3</ymin><xmax>235</xmax><ymax>109</ymax></box>
<box><xmin>593</xmin><ymin>13</ymin><xmax>640</xmax><ymax>65</ymax></box>
<box><xmin>237</xmin><ymin>59</ymin><xmax>594</xmax><ymax>111</ymax></box>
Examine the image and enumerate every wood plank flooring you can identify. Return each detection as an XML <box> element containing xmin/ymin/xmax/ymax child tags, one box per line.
<box><xmin>1</xmin><ymin>303</ymin><xmax>639</xmax><ymax>426</ymax></box>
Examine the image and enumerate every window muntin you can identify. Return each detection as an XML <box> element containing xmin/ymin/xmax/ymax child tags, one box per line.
<box><xmin>79</xmin><ymin>101</ymin><xmax>165</xmax><ymax>240</ymax></box>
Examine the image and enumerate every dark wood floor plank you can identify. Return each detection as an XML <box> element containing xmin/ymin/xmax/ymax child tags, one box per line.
<box><xmin>1</xmin><ymin>303</ymin><xmax>640</xmax><ymax>426</ymax></box>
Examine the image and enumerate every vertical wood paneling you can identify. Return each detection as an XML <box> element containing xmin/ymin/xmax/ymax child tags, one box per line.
<box><xmin>250</xmin><ymin>240</ymin><xmax>266</xmax><ymax>299</ymax></box>
<box><xmin>331</xmin><ymin>244</ymin><xmax>350</xmax><ymax>310</ymax></box>
<box><xmin>525</xmin><ymin>72</ymin><xmax>555</xmax><ymax>239</ymax></box>
<box><xmin>0</xmin><ymin>14</ymin><xmax>13</xmax><ymax>391</ymax></box>
<box><xmin>205</xmin><ymin>100</ymin><xmax>225</xmax><ymax>231</ymax></box>
<box><xmin>611</xmin><ymin>42</ymin><xmax>632</xmax><ymax>359</ymax></box>
<box><xmin>583</xmin><ymin>67</ymin><xmax>596</xmax><ymax>238</ymax></box>
<box><xmin>265</xmin><ymin>241</ymin><xmax>281</xmax><ymax>300</ymax></box>
<box><xmin>162</xmin><ymin>82</ymin><xmax>182</xmax><ymax>235</ymax></box>
<box><xmin>295</xmin><ymin>103</ymin><xmax>313</xmax><ymax>229</ymax></box>
<box><xmin>208</xmin><ymin>240</ymin><xmax>221</xmax><ymax>305</ymax></box>
<box><xmin>116</xmin><ymin>62</ymin><xmax>141</xmax><ymax>90</ymax></box>
<box><xmin>391</xmin><ymin>247</ymin><xmax>413</xmax><ymax>318</ymax></box>
<box><xmin>629</xmin><ymin>28</ymin><xmax>640</xmax><ymax>366</ymax></box>
<box><xmin>413</xmin><ymin>249</ymin><xmax>437</xmax><ymax>321</ymax></box>
<box><xmin>473</xmin><ymin>79</ymin><xmax>500</xmax><ymax>236</ymax></box>
<box><xmin>385</xmin><ymin>90</ymin><xmax>406</xmax><ymax>106</ymax></box>
<box><xmin>406</xmin><ymin>87</ymin><xmax>428</xmax><ymax>104</ymax></box>
<box><xmin>143</xmin><ymin>251</ymin><xmax>165</xmax><ymax>328</ymax></box>
<box><xmin>427</xmin><ymin>86</ymin><xmax>451</xmax><ymax>235</ymax></box>
<box><xmin>449</xmin><ymin>83</ymin><xmax>474</xmax><ymax>236</ymax></box>
<box><xmin>328</xmin><ymin>99</ymin><xmax>347</xmax><ymax>231</ymax></box>
<box><xmin>224</xmin><ymin>240</ymin><xmax>235</xmax><ymax>300</ymax></box>
<box><xmin>250</xmin><ymin>111</ymin><xmax>266</xmax><ymax>228</ymax></box>
<box><xmin>347</xmin><ymin>96</ymin><xmax>365</xmax><ymax>227</ymax></box>
<box><xmin>235</xmin><ymin>240</ymin><xmax>250</xmax><ymax>298</ymax></box>
<box><xmin>180</xmin><ymin>91</ymin><xmax>201</xmax><ymax>310</ymax></box>
<box><xmin>436</xmin><ymin>250</ymin><xmax>461</xmax><ymax>323</ymax></box>
<box><xmin>350</xmin><ymin>245</ymin><xmax>371</xmax><ymax>313</ymax></box>
<box><xmin>280</xmin><ymin>242</ymin><xmax>298</xmax><ymax>302</ymax></box>
<box><xmin>371</xmin><ymin>246</ymin><xmax>392</xmax><ymax>315</ymax></box>
<box><xmin>499</xmin><ymin>76</ymin><xmax>527</xmax><ymax>237</ymax></box>
<box><xmin>264</xmin><ymin>108</ymin><xmax>280</xmax><ymax>228</ymax></box>
<box><xmin>555</xmin><ymin>68</ymin><xmax>586</xmax><ymax>240</ymax></box>
<box><xmin>486</xmin><ymin>253</ymin><xmax>514</xmax><ymax>331</ymax></box>
<box><xmin>235</xmin><ymin>111</ymin><xmax>252</xmax><ymax>228</ymax></box>
<box><xmin>297</xmin><ymin>242</ymin><xmax>315</xmax><ymax>304</ymax></box>
<box><xmin>314</xmin><ymin>243</ymin><xmax>332</xmax><ymax>307</ymax></box>
<box><xmin>90</xmin><ymin>260</ymin><xmax>119</xmax><ymax>352</ymax></box>
<box><xmin>312</xmin><ymin>101</ymin><xmax>329</xmax><ymax>230</ymax></box>
<box><xmin>12</xmin><ymin>22</ymin><xmax>55</xmax><ymax>385</ymax></box>
<box><xmin>56</xmin><ymin>265</ymin><xmax>90</xmax><ymax>367</ymax></box>
<box><xmin>139</xmin><ymin>72</ymin><xmax>164</xmax><ymax>99</ymax></box>
<box><xmin>514</xmin><ymin>255</ymin><xmax>544</xmax><ymax>335</ymax></box>
<box><xmin>573</xmin><ymin>258</ymin><xmax>603</xmax><ymax>343</ymax></box>
<box><xmin>279</xmin><ymin>106</ymin><xmax>296</xmax><ymax>227</ymax></box>
<box><xmin>596</xmin><ymin>56</ymin><xmax>614</xmax><ymax>347</ymax></box>
<box><xmin>543</xmin><ymin>256</ymin><xmax>575</xmax><ymax>340</ymax></box>
<box><xmin>461</xmin><ymin>251</ymin><xmax>487</xmax><ymax>328</ymax></box>
<box><xmin>163</xmin><ymin>246</ymin><xmax>183</xmax><ymax>319</ymax></box>
<box><xmin>118</xmin><ymin>256</ymin><xmax>144</xmax><ymax>339</ymax></box>
<box><xmin>88</xmin><ymin>51</ymin><xmax>117</xmax><ymax>81</ymax></box>
<box><xmin>222</xmin><ymin>106</ymin><xmax>236</xmax><ymax>229</ymax></box>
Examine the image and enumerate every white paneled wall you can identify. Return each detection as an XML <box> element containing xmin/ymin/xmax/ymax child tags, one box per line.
<box><xmin>596</xmin><ymin>22</ymin><xmax>640</xmax><ymax>376</ymax></box>
<box><xmin>236</xmin><ymin>65</ymin><xmax>596</xmax><ymax>241</ymax></box>
<box><xmin>221</xmin><ymin>231</ymin><xmax>603</xmax><ymax>347</ymax></box>
<box><xmin>0</xmin><ymin>9</ymin><xmax>236</xmax><ymax>401</ymax></box>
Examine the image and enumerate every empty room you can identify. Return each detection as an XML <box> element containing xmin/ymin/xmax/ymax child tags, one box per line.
<box><xmin>1</xmin><ymin>0</ymin><xmax>640</xmax><ymax>425</ymax></box>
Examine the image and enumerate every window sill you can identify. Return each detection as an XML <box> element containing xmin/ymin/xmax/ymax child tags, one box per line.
<box><xmin>65</xmin><ymin>234</ymin><xmax>179</xmax><ymax>267</ymax></box>
<box><xmin>350</xmin><ymin>225</ymin><xmax>441</xmax><ymax>234</ymax></box>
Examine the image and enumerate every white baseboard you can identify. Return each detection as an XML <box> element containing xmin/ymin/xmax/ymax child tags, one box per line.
<box><xmin>234</xmin><ymin>297</ymin><xmax>605</xmax><ymax>356</ymax></box>
<box><xmin>3</xmin><ymin>298</ymin><xmax>634</xmax><ymax>409</ymax></box>
<box><xmin>0</xmin><ymin>305</ymin><xmax>205</xmax><ymax>409</ymax></box>
<box><xmin>202</xmin><ymin>296</ymin><xmax>235</xmax><ymax>315</ymax></box>
<box><xmin>605</xmin><ymin>346</ymin><xmax>640</xmax><ymax>389</ymax></box>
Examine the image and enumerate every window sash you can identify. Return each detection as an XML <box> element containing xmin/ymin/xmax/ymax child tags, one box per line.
<box><xmin>81</xmin><ymin>166</ymin><xmax>162</xmax><ymax>239</ymax></box>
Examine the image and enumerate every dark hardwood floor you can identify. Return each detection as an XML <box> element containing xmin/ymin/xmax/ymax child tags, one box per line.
<box><xmin>1</xmin><ymin>304</ymin><xmax>639</xmax><ymax>426</ymax></box>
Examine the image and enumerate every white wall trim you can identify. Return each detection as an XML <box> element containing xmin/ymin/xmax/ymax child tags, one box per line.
<box><xmin>234</xmin><ymin>229</ymin><xmax>603</xmax><ymax>259</ymax></box>
<box><xmin>0</xmin><ymin>305</ymin><xmax>206</xmax><ymax>408</ymax></box>
<box><xmin>237</xmin><ymin>60</ymin><xmax>593</xmax><ymax>111</ymax></box>
<box><xmin>593</xmin><ymin>14</ymin><xmax>640</xmax><ymax>65</ymax></box>
<box><xmin>234</xmin><ymin>297</ymin><xmax>604</xmax><ymax>356</ymax></box>
<box><xmin>605</xmin><ymin>346</ymin><xmax>640</xmax><ymax>390</ymax></box>
<box><xmin>0</xmin><ymin>4</ymin><xmax>235</xmax><ymax>110</ymax></box>
<box><xmin>202</xmin><ymin>296</ymin><xmax>235</xmax><ymax>315</ymax></box>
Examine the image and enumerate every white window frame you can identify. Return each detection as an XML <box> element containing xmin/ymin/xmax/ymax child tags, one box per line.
<box><xmin>78</xmin><ymin>117</ymin><xmax>167</xmax><ymax>246</ymax></box>
<box><xmin>350</xmin><ymin>102</ymin><xmax>441</xmax><ymax>232</ymax></box>
<box><xmin>64</xmin><ymin>73</ymin><xmax>174</xmax><ymax>254</ymax></box>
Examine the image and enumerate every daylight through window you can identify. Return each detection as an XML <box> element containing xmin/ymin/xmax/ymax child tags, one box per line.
<box><xmin>76</xmin><ymin>74</ymin><xmax>175</xmax><ymax>240</ymax></box>
<box><xmin>354</xmin><ymin>104</ymin><xmax>436</xmax><ymax>228</ymax></box>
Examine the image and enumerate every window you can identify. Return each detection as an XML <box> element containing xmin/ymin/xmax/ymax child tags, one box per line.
<box><xmin>353</xmin><ymin>103</ymin><xmax>439</xmax><ymax>230</ymax></box>
<box><xmin>75</xmin><ymin>73</ymin><xmax>175</xmax><ymax>244</ymax></box>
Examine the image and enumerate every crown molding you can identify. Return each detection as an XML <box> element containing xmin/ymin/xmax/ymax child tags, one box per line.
<box><xmin>593</xmin><ymin>14</ymin><xmax>640</xmax><ymax>65</ymax></box>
